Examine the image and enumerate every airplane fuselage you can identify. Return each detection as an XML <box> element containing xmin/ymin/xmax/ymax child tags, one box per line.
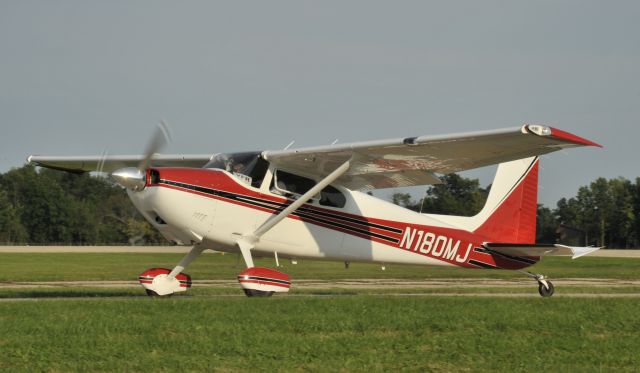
<box><xmin>128</xmin><ymin>167</ymin><xmax>538</xmax><ymax>271</ymax></box>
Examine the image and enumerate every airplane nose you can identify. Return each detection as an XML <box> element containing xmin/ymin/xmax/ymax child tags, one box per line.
<box><xmin>110</xmin><ymin>167</ymin><xmax>147</xmax><ymax>191</ymax></box>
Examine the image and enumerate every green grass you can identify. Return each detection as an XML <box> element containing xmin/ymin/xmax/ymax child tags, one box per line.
<box><xmin>1</xmin><ymin>285</ymin><xmax>640</xmax><ymax>301</ymax></box>
<box><xmin>1</xmin><ymin>253</ymin><xmax>639</xmax><ymax>372</ymax></box>
<box><xmin>1</xmin><ymin>297</ymin><xmax>639</xmax><ymax>372</ymax></box>
<box><xmin>1</xmin><ymin>252</ymin><xmax>639</xmax><ymax>282</ymax></box>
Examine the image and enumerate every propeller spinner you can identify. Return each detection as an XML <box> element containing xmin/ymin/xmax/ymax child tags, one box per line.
<box><xmin>109</xmin><ymin>121</ymin><xmax>171</xmax><ymax>191</ymax></box>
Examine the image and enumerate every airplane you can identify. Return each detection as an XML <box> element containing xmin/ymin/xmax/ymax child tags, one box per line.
<box><xmin>28</xmin><ymin>124</ymin><xmax>602</xmax><ymax>297</ymax></box>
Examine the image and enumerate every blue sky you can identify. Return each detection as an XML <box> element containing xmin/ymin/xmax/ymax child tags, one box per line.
<box><xmin>1</xmin><ymin>1</ymin><xmax>638</xmax><ymax>206</ymax></box>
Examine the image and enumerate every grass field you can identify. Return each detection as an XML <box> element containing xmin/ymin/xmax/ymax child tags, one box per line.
<box><xmin>1</xmin><ymin>252</ymin><xmax>639</xmax><ymax>372</ymax></box>
<box><xmin>1</xmin><ymin>251</ymin><xmax>640</xmax><ymax>282</ymax></box>
<box><xmin>1</xmin><ymin>297</ymin><xmax>639</xmax><ymax>372</ymax></box>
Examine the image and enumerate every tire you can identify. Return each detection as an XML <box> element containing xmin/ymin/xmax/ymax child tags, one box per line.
<box><xmin>243</xmin><ymin>289</ymin><xmax>275</xmax><ymax>297</ymax></box>
<box><xmin>538</xmin><ymin>281</ymin><xmax>555</xmax><ymax>297</ymax></box>
<box><xmin>145</xmin><ymin>289</ymin><xmax>172</xmax><ymax>297</ymax></box>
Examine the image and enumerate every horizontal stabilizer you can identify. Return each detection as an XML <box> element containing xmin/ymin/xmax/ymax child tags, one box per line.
<box><xmin>485</xmin><ymin>243</ymin><xmax>601</xmax><ymax>259</ymax></box>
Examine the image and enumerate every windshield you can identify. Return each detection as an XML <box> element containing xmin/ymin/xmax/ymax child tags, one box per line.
<box><xmin>204</xmin><ymin>151</ymin><xmax>268</xmax><ymax>188</ymax></box>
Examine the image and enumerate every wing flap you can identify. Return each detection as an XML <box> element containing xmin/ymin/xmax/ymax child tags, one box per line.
<box><xmin>485</xmin><ymin>243</ymin><xmax>601</xmax><ymax>259</ymax></box>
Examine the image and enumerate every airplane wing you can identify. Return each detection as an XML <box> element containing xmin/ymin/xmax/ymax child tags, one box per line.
<box><xmin>484</xmin><ymin>243</ymin><xmax>601</xmax><ymax>259</ymax></box>
<box><xmin>262</xmin><ymin>124</ymin><xmax>601</xmax><ymax>190</ymax></box>
<box><xmin>27</xmin><ymin>154</ymin><xmax>215</xmax><ymax>174</ymax></box>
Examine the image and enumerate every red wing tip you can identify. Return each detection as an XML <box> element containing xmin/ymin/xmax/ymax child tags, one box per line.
<box><xmin>549</xmin><ymin>127</ymin><xmax>603</xmax><ymax>148</ymax></box>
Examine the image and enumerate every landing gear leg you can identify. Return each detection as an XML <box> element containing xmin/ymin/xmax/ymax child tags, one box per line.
<box><xmin>167</xmin><ymin>245</ymin><xmax>205</xmax><ymax>280</ymax></box>
<box><xmin>519</xmin><ymin>271</ymin><xmax>555</xmax><ymax>297</ymax></box>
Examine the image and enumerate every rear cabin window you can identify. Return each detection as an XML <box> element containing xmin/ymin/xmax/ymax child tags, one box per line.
<box><xmin>274</xmin><ymin>170</ymin><xmax>315</xmax><ymax>195</ymax></box>
<box><xmin>319</xmin><ymin>185</ymin><xmax>346</xmax><ymax>208</ymax></box>
<box><xmin>273</xmin><ymin>170</ymin><xmax>346</xmax><ymax>208</ymax></box>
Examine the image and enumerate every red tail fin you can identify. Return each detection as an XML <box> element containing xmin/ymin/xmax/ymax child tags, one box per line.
<box><xmin>473</xmin><ymin>159</ymin><xmax>539</xmax><ymax>244</ymax></box>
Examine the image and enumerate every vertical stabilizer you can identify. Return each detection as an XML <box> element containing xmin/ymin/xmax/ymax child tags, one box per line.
<box><xmin>472</xmin><ymin>157</ymin><xmax>539</xmax><ymax>243</ymax></box>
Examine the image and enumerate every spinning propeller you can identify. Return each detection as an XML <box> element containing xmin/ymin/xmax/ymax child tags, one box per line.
<box><xmin>109</xmin><ymin>121</ymin><xmax>172</xmax><ymax>191</ymax></box>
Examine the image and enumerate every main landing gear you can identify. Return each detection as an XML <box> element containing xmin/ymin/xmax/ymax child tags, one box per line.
<box><xmin>138</xmin><ymin>245</ymin><xmax>291</xmax><ymax>298</ymax></box>
<box><xmin>520</xmin><ymin>271</ymin><xmax>555</xmax><ymax>297</ymax></box>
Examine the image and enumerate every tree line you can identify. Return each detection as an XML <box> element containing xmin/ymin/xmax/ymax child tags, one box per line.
<box><xmin>1</xmin><ymin>165</ymin><xmax>638</xmax><ymax>248</ymax></box>
<box><xmin>0</xmin><ymin>165</ymin><xmax>164</xmax><ymax>245</ymax></box>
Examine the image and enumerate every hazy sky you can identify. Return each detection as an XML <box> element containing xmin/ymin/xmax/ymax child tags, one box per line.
<box><xmin>1</xmin><ymin>1</ymin><xmax>638</xmax><ymax>206</ymax></box>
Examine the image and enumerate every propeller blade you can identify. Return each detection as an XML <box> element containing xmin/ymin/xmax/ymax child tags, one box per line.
<box><xmin>138</xmin><ymin>120</ymin><xmax>172</xmax><ymax>171</ymax></box>
<box><xmin>96</xmin><ymin>148</ymin><xmax>109</xmax><ymax>176</ymax></box>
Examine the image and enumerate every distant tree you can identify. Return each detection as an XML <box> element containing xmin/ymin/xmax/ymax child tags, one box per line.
<box><xmin>608</xmin><ymin>178</ymin><xmax>634</xmax><ymax>248</ymax></box>
<box><xmin>390</xmin><ymin>175</ymin><xmax>488</xmax><ymax>216</ymax></box>
<box><xmin>391</xmin><ymin>193</ymin><xmax>417</xmax><ymax>211</ymax></box>
<box><xmin>536</xmin><ymin>204</ymin><xmax>557</xmax><ymax>244</ymax></box>
<box><xmin>0</xmin><ymin>188</ymin><xmax>27</xmax><ymax>243</ymax></box>
<box><xmin>0</xmin><ymin>165</ymin><xmax>73</xmax><ymax>243</ymax></box>
<box><xmin>420</xmin><ymin>174</ymin><xmax>488</xmax><ymax>216</ymax></box>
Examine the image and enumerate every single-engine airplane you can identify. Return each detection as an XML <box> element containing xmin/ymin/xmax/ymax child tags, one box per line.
<box><xmin>28</xmin><ymin>124</ymin><xmax>602</xmax><ymax>297</ymax></box>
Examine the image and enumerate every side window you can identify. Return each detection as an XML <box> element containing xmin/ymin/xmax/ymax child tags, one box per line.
<box><xmin>273</xmin><ymin>170</ymin><xmax>315</xmax><ymax>196</ymax></box>
<box><xmin>319</xmin><ymin>185</ymin><xmax>346</xmax><ymax>208</ymax></box>
<box><xmin>272</xmin><ymin>170</ymin><xmax>346</xmax><ymax>208</ymax></box>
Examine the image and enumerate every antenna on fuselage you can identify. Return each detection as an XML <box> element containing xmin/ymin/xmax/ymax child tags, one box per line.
<box><xmin>418</xmin><ymin>187</ymin><xmax>429</xmax><ymax>214</ymax></box>
<box><xmin>283</xmin><ymin>141</ymin><xmax>295</xmax><ymax>150</ymax></box>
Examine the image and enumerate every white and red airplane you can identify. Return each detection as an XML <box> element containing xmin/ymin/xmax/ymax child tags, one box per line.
<box><xmin>29</xmin><ymin>124</ymin><xmax>601</xmax><ymax>297</ymax></box>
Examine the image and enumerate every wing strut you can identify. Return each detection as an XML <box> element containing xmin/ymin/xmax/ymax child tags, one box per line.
<box><xmin>236</xmin><ymin>159</ymin><xmax>351</xmax><ymax>268</ymax></box>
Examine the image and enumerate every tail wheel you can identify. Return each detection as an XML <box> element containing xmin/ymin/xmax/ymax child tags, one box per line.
<box><xmin>538</xmin><ymin>281</ymin><xmax>555</xmax><ymax>297</ymax></box>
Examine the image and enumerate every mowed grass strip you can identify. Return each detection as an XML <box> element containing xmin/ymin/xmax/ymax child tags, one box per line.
<box><xmin>1</xmin><ymin>296</ymin><xmax>639</xmax><ymax>372</ymax></box>
<box><xmin>2</xmin><ymin>285</ymin><xmax>640</xmax><ymax>300</ymax></box>
<box><xmin>1</xmin><ymin>252</ymin><xmax>640</xmax><ymax>282</ymax></box>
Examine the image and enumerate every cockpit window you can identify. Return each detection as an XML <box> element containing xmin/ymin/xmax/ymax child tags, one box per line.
<box><xmin>204</xmin><ymin>151</ymin><xmax>268</xmax><ymax>188</ymax></box>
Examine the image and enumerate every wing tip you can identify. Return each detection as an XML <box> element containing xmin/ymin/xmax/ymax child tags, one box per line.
<box><xmin>549</xmin><ymin>127</ymin><xmax>603</xmax><ymax>148</ymax></box>
<box><xmin>524</xmin><ymin>124</ymin><xmax>603</xmax><ymax>148</ymax></box>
